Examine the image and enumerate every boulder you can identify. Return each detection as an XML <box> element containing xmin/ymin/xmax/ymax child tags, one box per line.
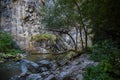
<box><xmin>76</xmin><ymin>74</ymin><xmax>83</xmax><ymax>80</ymax></box>
<box><xmin>38</xmin><ymin>67</ymin><xmax>48</xmax><ymax>72</ymax></box>
<box><xmin>20</xmin><ymin>59</ymin><xmax>39</xmax><ymax>73</ymax></box>
<box><xmin>58</xmin><ymin>71</ymin><xmax>70</xmax><ymax>80</ymax></box>
<box><xmin>41</xmin><ymin>71</ymin><xmax>50</xmax><ymax>77</ymax></box>
<box><xmin>44</xmin><ymin>74</ymin><xmax>56</xmax><ymax>80</ymax></box>
<box><xmin>38</xmin><ymin>60</ymin><xmax>51</xmax><ymax>68</ymax></box>
<box><xmin>50</xmin><ymin>60</ymin><xmax>58</xmax><ymax>70</ymax></box>
<box><xmin>26</xmin><ymin>74</ymin><xmax>42</xmax><ymax>80</ymax></box>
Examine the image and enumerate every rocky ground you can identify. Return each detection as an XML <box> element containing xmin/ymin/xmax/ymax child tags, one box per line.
<box><xmin>10</xmin><ymin>54</ymin><xmax>98</xmax><ymax>80</ymax></box>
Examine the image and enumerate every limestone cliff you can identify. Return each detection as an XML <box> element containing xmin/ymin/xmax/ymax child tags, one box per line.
<box><xmin>0</xmin><ymin>0</ymin><xmax>44</xmax><ymax>51</ymax></box>
<box><xmin>0</xmin><ymin>0</ymin><xmax>92</xmax><ymax>53</ymax></box>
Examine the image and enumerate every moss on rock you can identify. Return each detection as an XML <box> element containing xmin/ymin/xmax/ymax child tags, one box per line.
<box><xmin>31</xmin><ymin>34</ymin><xmax>57</xmax><ymax>42</ymax></box>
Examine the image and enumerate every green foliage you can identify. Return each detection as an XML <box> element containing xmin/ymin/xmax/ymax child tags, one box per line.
<box><xmin>40</xmin><ymin>0</ymin><xmax>120</xmax><ymax>79</ymax></box>
<box><xmin>41</xmin><ymin>0</ymin><xmax>79</xmax><ymax>29</ymax></box>
<box><xmin>90</xmin><ymin>40</ymin><xmax>113</xmax><ymax>61</ymax></box>
<box><xmin>0</xmin><ymin>31</ymin><xmax>22</xmax><ymax>63</ymax></box>
<box><xmin>81</xmin><ymin>0</ymin><xmax>120</xmax><ymax>79</ymax></box>
<box><xmin>80</xmin><ymin>0</ymin><xmax>120</xmax><ymax>44</ymax></box>
<box><xmin>0</xmin><ymin>31</ymin><xmax>13</xmax><ymax>52</ymax></box>
<box><xmin>31</xmin><ymin>34</ymin><xmax>57</xmax><ymax>42</ymax></box>
<box><xmin>6</xmin><ymin>49</ymin><xmax>22</xmax><ymax>55</ymax></box>
<box><xmin>84</xmin><ymin>41</ymin><xmax>120</xmax><ymax>80</ymax></box>
<box><xmin>83</xmin><ymin>61</ymin><xmax>113</xmax><ymax>80</ymax></box>
<box><xmin>108</xmin><ymin>48</ymin><xmax>120</xmax><ymax>78</ymax></box>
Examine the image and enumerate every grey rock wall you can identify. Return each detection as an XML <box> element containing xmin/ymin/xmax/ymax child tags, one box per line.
<box><xmin>0</xmin><ymin>0</ymin><xmax>44</xmax><ymax>51</ymax></box>
<box><xmin>0</xmin><ymin>0</ymin><xmax>92</xmax><ymax>53</ymax></box>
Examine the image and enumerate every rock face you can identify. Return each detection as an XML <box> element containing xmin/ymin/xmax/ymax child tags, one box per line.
<box><xmin>0</xmin><ymin>0</ymin><xmax>44</xmax><ymax>51</ymax></box>
<box><xmin>0</xmin><ymin>0</ymin><xmax>92</xmax><ymax>53</ymax></box>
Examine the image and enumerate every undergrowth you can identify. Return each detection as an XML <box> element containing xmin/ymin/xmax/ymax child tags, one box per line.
<box><xmin>83</xmin><ymin>40</ymin><xmax>120</xmax><ymax>80</ymax></box>
<box><xmin>0</xmin><ymin>31</ymin><xmax>22</xmax><ymax>63</ymax></box>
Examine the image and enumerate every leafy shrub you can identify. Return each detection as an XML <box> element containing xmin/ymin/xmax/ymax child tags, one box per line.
<box><xmin>6</xmin><ymin>49</ymin><xmax>22</xmax><ymax>55</ymax></box>
<box><xmin>84</xmin><ymin>40</ymin><xmax>120</xmax><ymax>80</ymax></box>
<box><xmin>108</xmin><ymin>48</ymin><xmax>120</xmax><ymax>78</ymax></box>
<box><xmin>90</xmin><ymin>40</ymin><xmax>114</xmax><ymax>61</ymax></box>
<box><xmin>0</xmin><ymin>31</ymin><xmax>13</xmax><ymax>52</ymax></box>
<box><xmin>0</xmin><ymin>31</ymin><xmax>22</xmax><ymax>62</ymax></box>
<box><xmin>83</xmin><ymin>61</ymin><xmax>113</xmax><ymax>80</ymax></box>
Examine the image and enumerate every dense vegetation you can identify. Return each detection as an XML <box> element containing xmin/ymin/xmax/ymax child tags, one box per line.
<box><xmin>84</xmin><ymin>41</ymin><xmax>120</xmax><ymax>80</ymax></box>
<box><xmin>0</xmin><ymin>31</ymin><xmax>22</xmax><ymax>63</ymax></box>
<box><xmin>40</xmin><ymin>0</ymin><xmax>120</xmax><ymax>80</ymax></box>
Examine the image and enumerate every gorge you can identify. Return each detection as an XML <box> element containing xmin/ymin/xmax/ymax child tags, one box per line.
<box><xmin>0</xmin><ymin>0</ymin><xmax>119</xmax><ymax>80</ymax></box>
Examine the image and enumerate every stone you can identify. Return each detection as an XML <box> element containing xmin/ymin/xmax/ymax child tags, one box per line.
<box><xmin>50</xmin><ymin>60</ymin><xmax>58</xmax><ymax>70</ymax></box>
<box><xmin>63</xmin><ymin>76</ymin><xmax>76</xmax><ymax>80</ymax></box>
<box><xmin>1</xmin><ymin>0</ymin><xmax>92</xmax><ymax>53</ymax></box>
<box><xmin>59</xmin><ymin>72</ymin><xmax>70</xmax><ymax>79</ymax></box>
<box><xmin>21</xmin><ymin>59</ymin><xmax>39</xmax><ymax>68</ymax></box>
<box><xmin>72</xmin><ymin>61</ymin><xmax>80</xmax><ymax>65</ymax></box>
<box><xmin>38</xmin><ymin>60</ymin><xmax>50</xmax><ymax>65</ymax></box>
<box><xmin>39</xmin><ymin>67</ymin><xmax>48</xmax><ymax>72</ymax></box>
<box><xmin>38</xmin><ymin>47</ymin><xmax>49</xmax><ymax>53</ymax></box>
<box><xmin>76</xmin><ymin>74</ymin><xmax>83</xmax><ymax>80</ymax></box>
<box><xmin>26</xmin><ymin>74</ymin><xmax>42</xmax><ymax>80</ymax></box>
<box><xmin>41</xmin><ymin>71</ymin><xmax>50</xmax><ymax>77</ymax></box>
<box><xmin>20</xmin><ymin>59</ymin><xmax>39</xmax><ymax>73</ymax></box>
<box><xmin>44</xmin><ymin>74</ymin><xmax>56</xmax><ymax>80</ymax></box>
<box><xmin>10</xmin><ymin>54</ymin><xmax>99</xmax><ymax>80</ymax></box>
<box><xmin>38</xmin><ymin>60</ymin><xmax>51</xmax><ymax>68</ymax></box>
<box><xmin>19</xmin><ymin>72</ymin><xmax>30</xmax><ymax>80</ymax></box>
<box><xmin>10</xmin><ymin>75</ymin><xmax>21</xmax><ymax>80</ymax></box>
<box><xmin>57</xmin><ymin>60</ymin><xmax>68</xmax><ymax>66</ymax></box>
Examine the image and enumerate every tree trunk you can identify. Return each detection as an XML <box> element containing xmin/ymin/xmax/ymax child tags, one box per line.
<box><xmin>67</xmin><ymin>33</ymin><xmax>77</xmax><ymax>53</ymax></box>
<box><xmin>83</xmin><ymin>26</ymin><xmax>88</xmax><ymax>51</ymax></box>
<box><xmin>75</xmin><ymin>26</ymin><xmax>78</xmax><ymax>52</ymax></box>
<box><xmin>79</xmin><ymin>26</ymin><xmax>84</xmax><ymax>51</ymax></box>
<box><xmin>73</xmin><ymin>0</ymin><xmax>88</xmax><ymax>51</ymax></box>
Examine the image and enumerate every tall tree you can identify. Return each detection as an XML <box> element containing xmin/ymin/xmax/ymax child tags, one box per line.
<box><xmin>40</xmin><ymin>0</ymin><xmax>89</xmax><ymax>53</ymax></box>
<box><xmin>80</xmin><ymin>0</ymin><xmax>120</xmax><ymax>45</ymax></box>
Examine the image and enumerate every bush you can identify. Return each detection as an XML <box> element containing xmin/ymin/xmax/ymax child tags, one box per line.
<box><xmin>0</xmin><ymin>31</ymin><xmax>13</xmax><ymax>52</ymax></box>
<box><xmin>0</xmin><ymin>31</ymin><xmax>22</xmax><ymax>63</ymax></box>
<box><xmin>83</xmin><ymin>61</ymin><xmax>113</xmax><ymax>80</ymax></box>
<box><xmin>84</xmin><ymin>40</ymin><xmax>120</xmax><ymax>80</ymax></box>
<box><xmin>90</xmin><ymin>40</ymin><xmax>115</xmax><ymax>61</ymax></box>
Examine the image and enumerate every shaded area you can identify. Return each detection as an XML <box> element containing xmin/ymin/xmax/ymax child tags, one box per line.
<box><xmin>0</xmin><ymin>62</ymin><xmax>21</xmax><ymax>80</ymax></box>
